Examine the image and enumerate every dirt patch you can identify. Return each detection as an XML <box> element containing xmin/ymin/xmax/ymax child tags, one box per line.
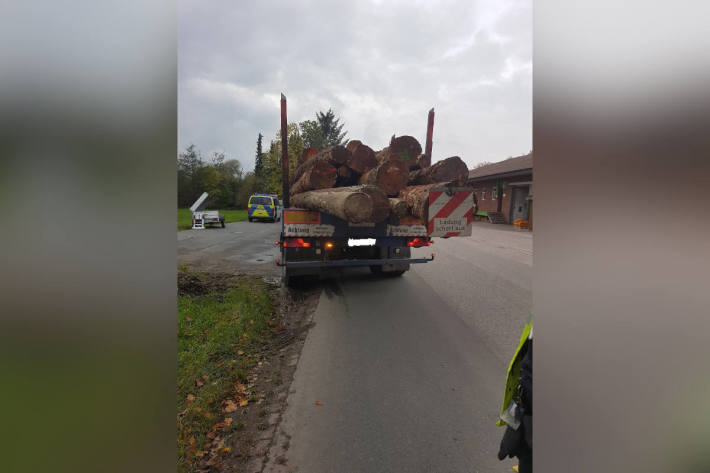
<box><xmin>178</xmin><ymin>271</ymin><xmax>238</xmax><ymax>296</ymax></box>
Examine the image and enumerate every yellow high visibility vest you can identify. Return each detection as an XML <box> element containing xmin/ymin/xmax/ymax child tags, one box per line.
<box><xmin>497</xmin><ymin>319</ymin><xmax>532</xmax><ymax>427</ymax></box>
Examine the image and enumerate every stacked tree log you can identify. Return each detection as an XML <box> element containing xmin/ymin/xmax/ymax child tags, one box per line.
<box><xmin>289</xmin><ymin>135</ymin><xmax>468</xmax><ymax>224</ymax></box>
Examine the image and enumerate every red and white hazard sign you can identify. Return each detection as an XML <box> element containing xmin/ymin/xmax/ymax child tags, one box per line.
<box><xmin>427</xmin><ymin>189</ymin><xmax>474</xmax><ymax>237</ymax></box>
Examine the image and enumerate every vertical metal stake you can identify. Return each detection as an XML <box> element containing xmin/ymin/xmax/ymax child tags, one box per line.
<box><xmin>425</xmin><ymin>107</ymin><xmax>435</xmax><ymax>166</ymax></box>
<box><xmin>281</xmin><ymin>93</ymin><xmax>289</xmax><ymax>208</ymax></box>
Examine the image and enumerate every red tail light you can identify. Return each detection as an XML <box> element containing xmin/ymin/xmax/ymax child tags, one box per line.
<box><xmin>283</xmin><ymin>238</ymin><xmax>311</xmax><ymax>248</ymax></box>
<box><xmin>407</xmin><ymin>237</ymin><xmax>431</xmax><ymax>248</ymax></box>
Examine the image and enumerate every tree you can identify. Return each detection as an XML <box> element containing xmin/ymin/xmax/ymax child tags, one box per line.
<box><xmin>258</xmin><ymin>124</ymin><xmax>304</xmax><ymax>196</ymax></box>
<box><xmin>474</xmin><ymin>161</ymin><xmax>493</xmax><ymax>169</ymax></box>
<box><xmin>316</xmin><ymin>109</ymin><xmax>347</xmax><ymax>146</ymax></box>
<box><xmin>254</xmin><ymin>133</ymin><xmax>264</xmax><ymax>177</ymax></box>
<box><xmin>235</xmin><ymin>172</ymin><xmax>257</xmax><ymax>208</ymax></box>
<box><xmin>178</xmin><ymin>144</ymin><xmax>202</xmax><ymax>174</ymax></box>
<box><xmin>177</xmin><ymin>144</ymin><xmax>246</xmax><ymax>209</ymax></box>
<box><xmin>178</xmin><ymin>144</ymin><xmax>204</xmax><ymax>207</ymax></box>
<box><xmin>254</xmin><ymin>133</ymin><xmax>267</xmax><ymax>190</ymax></box>
<box><xmin>223</xmin><ymin>159</ymin><xmax>242</xmax><ymax>179</ymax></box>
<box><xmin>299</xmin><ymin>119</ymin><xmax>326</xmax><ymax>150</ymax></box>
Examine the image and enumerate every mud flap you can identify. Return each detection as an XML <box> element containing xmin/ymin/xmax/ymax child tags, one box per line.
<box><xmin>378</xmin><ymin>246</ymin><xmax>410</xmax><ymax>272</ymax></box>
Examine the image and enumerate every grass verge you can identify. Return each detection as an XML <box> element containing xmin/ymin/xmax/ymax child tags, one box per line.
<box><xmin>178</xmin><ymin>208</ymin><xmax>248</xmax><ymax>231</ymax></box>
<box><xmin>177</xmin><ymin>271</ymin><xmax>275</xmax><ymax>473</ymax></box>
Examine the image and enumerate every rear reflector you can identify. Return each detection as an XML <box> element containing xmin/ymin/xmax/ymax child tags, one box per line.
<box><xmin>283</xmin><ymin>238</ymin><xmax>311</xmax><ymax>248</ymax></box>
<box><xmin>407</xmin><ymin>237</ymin><xmax>431</xmax><ymax>248</ymax></box>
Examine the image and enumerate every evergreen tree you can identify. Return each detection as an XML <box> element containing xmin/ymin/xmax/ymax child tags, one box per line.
<box><xmin>316</xmin><ymin>109</ymin><xmax>347</xmax><ymax>146</ymax></box>
<box><xmin>254</xmin><ymin>133</ymin><xmax>264</xmax><ymax>180</ymax></box>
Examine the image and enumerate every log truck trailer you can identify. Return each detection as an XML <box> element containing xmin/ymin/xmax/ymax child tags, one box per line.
<box><xmin>275</xmin><ymin>95</ymin><xmax>474</xmax><ymax>285</ymax></box>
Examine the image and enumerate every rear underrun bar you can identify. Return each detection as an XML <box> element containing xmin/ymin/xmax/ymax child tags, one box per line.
<box><xmin>277</xmin><ymin>255</ymin><xmax>435</xmax><ymax>268</ymax></box>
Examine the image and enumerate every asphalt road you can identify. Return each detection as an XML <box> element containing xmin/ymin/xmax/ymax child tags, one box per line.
<box><xmin>177</xmin><ymin>219</ymin><xmax>282</xmax><ymax>277</ymax></box>
<box><xmin>264</xmin><ymin>223</ymin><xmax>532</xmax><ymax>473</ymax></box>
<box><xmin>178</xmin><ymin>221</ymin><xmax>532</xmax><ymax>472</ymax></box>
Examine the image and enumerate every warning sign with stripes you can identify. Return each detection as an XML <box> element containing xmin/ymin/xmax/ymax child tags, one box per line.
<box><xmin>427</xmin><ymin>189</ymin><xmax>474</xmax><ymax>237</ymax></box>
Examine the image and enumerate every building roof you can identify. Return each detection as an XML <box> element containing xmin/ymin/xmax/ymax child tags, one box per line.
<box><xmin>468</xmin><ymin>153</ymin><xmax>533</xmax><ymax>180</ymax></box>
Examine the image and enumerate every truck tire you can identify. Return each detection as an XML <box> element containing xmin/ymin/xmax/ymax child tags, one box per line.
<box><xmin>283</xmin><ymin>267</ymin><xmax>303</xmax><ymax>287</ymax></box>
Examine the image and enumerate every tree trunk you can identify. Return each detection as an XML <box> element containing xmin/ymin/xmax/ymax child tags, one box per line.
<box><xmin>359</xmin><ymin>185</ymin><xmax>390</xmax><ymax>222</ymax></box>
<box><xmin>297</xmin><ymin>146</ymin><xmax>319</xmax><ymax>168</ymax></box>
<box><xmin>408</xmin><ymin>156</ymin><xmax>468</xmax><ymax>185</ymax></box>
<box><xmin>415</xmin><ymin>153</ymin><xmax>430</xmax><ymax>169</ymax></box>
<box><xmin>346</xmin><ymin>140</ymin><xmax>379</xmax><ymax>174</ymax></box>
<box><xmin>388</xmin><ymin>198</ymin><xmax>408</xmax><ymax>218</ymax></box>
<box><xmin>335</xmin><ymin>165</ymin><xmax>356</xmax><ymax>187</ymax></box>
<box><xmin>376</xmin><ymin>135</ymin><xmax>422</xmax><ymax>170</ymax></box>
<box><xmin>290</xmin><ymin>159</ymin><xmax>337</xmax><ymax>195</ymax></box>
<box><xmin>399</xmin><ymin>184</ymin><xmax>438</xmax><ymax>221</ymax></box>
<box><xmin>291</xmin><ymin>145</ymin><xmax>350</xmax><ymax>185</ymax></box>
<box><xmin>291</xmin><ymin>186</ymin><xmax>390</xmax><ymax>223</ymax></box>
<box><xmin>359</xmin><ymin>159</ymin><xmax>409</xmax><ymax>196</ymax></box>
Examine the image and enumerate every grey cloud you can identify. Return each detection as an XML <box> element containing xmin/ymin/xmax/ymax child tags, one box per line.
<box><xmin>179</xmin><ymin>0</ymin><xmax>531</xmax><ymax>170</ymax></box>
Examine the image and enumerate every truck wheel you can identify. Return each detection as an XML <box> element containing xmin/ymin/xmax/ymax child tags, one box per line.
<box><xmin>283</xmin><ymin>267</ymin><xmax>299</xmax><ymax>287</ymax></box>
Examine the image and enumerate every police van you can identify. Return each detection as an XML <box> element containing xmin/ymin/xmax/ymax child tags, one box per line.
<box><xmin>247</xmin><ymin>194</ymin><xmax>280</xmax><ymax>222</ymax></box>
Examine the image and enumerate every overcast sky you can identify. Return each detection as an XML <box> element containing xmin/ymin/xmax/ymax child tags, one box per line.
<box><xmin>178</xmin><ymin>0</ymin><xmax>531</xmax><ymax>172</ymax></box>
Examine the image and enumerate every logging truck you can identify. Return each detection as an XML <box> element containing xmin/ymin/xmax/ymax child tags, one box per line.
<box><xmin>277</xmin><ymin>184</ymin><xmax>474</xmax><ymax>286</ymax></box>
<box><xmin>274</xmin><ymin>95</ymin><xmax>474</xmax><ymax>285</ymax></box>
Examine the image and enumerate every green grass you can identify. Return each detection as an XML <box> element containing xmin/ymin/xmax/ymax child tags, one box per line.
<box><xmin>177</xmin><ymin>273</ymin><xmax>273</xmax><ymax>472</ymax></box>
<box><xmin>178</xmin><ymin>208</ymin><xmax>248</xmax><ymax>231</ymax></box>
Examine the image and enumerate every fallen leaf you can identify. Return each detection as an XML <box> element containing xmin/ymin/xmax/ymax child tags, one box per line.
<box><xmin>207</xmin><ymin>432</ymin><xmax>215</xmax><ymax>439</ymax></box>
<box><xmin>237</xmin><ymin>350</ymin><xmax>244</xmax><ymax>355</ymax></box>
<box><xmin>189</xmin><ymin>436</ymin><xmax>196</xmax><ymax>446</ymax></box>
<box><xmin>195</xmin><ymin>379</ymin><xmax>204</xmax><ymax>387</ymax></box>
<box><xmin>223</xmin><ymin>400</ymin><xmax>237</xmax><ymax>413</ymax></box>
<box><xmin>224</xmin><ymin>417</ymin><xmax>233</xmax><ymax>425</ymax></box>
<box><xmin>239</xmin><ymin>399</ymin><xmax>248</xmax><ymax>407</ymax></box>
<box><xmin>221</xmin><ymin>446</ymin><xmax>231</xmax><ymax>454</ymax></box>
<box><xmin>186</xmin><ymin>316</ymin><xmax>192</xmax><ymax>322</ymax></box>
<box><xmin>202</xmin><ymin>375</ymin><xmax>209</xmax><ymax>381</ymax></box>
<box><xmin>315</xmin><ymin>400</ymin><xmax>323</xmax><ymax>406</ymax></box>
<box><xmin>186</xmin><ymin>394</ymin><xmax>195</xmax><ymax>403</ymax></box>
<box><xmin>195</xmin><ymin>450</ymin><xmax>208</xmax><ymax>458</ymax></box>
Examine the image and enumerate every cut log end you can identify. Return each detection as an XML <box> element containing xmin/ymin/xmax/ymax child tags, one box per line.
<box><xmin>360</xmin><ymin>160</ymin><xmax>409</xmax><ymax>197</ymax></box>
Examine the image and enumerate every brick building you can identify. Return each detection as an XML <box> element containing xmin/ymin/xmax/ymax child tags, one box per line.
<box><xmin>467</xmin><ymin>153</ymin><xmax>533</xmax><ymax>226</ymax></box>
